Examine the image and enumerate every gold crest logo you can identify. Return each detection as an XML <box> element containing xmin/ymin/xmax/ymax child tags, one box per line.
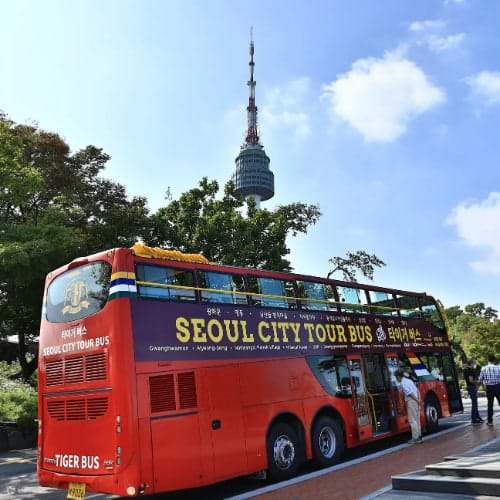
<box><xmin>62</xmin><ymin>280</ymin><xmax>91</xmax><ymax>315</ymax></box>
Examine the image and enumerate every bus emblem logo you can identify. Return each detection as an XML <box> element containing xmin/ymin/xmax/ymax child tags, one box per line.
<box><xmin>376</xmin><ymin>325</ymin><xmax>387</xmax><ymax>342</ymax></box>
<box><xmin>62</xmin><ymin>280</ymin><xmax>90</xmax><ymax>315</ymax></box>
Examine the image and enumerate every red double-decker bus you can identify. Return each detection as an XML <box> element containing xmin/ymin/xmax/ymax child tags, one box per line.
<box><xmin>37</xmin><ymin>244</ymin><xmax>462</xmax><ymax>498</ymax></box>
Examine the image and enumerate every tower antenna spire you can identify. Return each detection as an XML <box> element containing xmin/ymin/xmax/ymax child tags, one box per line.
<box><xmin>246</xmin><ymin>27</ymin><xmax>259</xmax><ymax>144</ymax></box>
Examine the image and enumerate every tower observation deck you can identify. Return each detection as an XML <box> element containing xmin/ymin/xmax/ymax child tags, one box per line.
<box><xmin>232</xmin><ymin>35</ymin><xmax>274</xmax><ymax>208</ymax></box>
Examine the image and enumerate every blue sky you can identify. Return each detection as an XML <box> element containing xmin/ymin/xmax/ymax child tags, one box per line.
<box><xmin>2</xmin><ymin>0</ymin><xmax>500</xmax><ymax>313</ymax></box>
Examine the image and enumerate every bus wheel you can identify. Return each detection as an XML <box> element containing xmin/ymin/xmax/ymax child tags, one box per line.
<box><xmin>311</xmin><ymin>416</ymin><xmax>344</xmax><ymax>467</ymax></box>
<box><xmin>425</xmin><ymin>397</ymin><xmax>440</xmax><ymax>433</ymax></box>
<box><xmin>267</xmin><ymin>422</ymin><xmax>301</xmax><ymax>482</ymax></box>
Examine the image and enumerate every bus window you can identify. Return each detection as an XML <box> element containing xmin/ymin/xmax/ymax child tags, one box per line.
<box><xmin>419</xmin><ymin>353</ymin><xmax>444</xmax><ymax>381</ymax></box>
<box><xmin>397</xmin><ymin>354</ymin><xmax>414</xmax><ymax>379</ymax></box>
<box><xmin>306</xmin><ymin>355</ymin><xmax>350</xmax><ymax>397</ymax></box>
<box><xmin>198</xmin><ymin>271</ymin><xmax>247</xmax><ymax>304</ymax></box>
<box><xmin>231</xmin><ymin>275</ymin><xmax>247</xmax><ymax>304</ymax></box>
<box><xmin>363</xmin><ymin>354</ymin><xmax>389</xmax><ymax>392</ymax></box>
<box><xmin>368</xmin><ymin>291</ymin><xmax>396</xmax><ymax>316</ymax></box>
<box><xmin>46</xmin><ymin>262</ymin><xmax>111</xmax><ymax>323</ymax></box>
<box><xmin>419</xmin><ymin>297</ymin><xmax>445</xmax><ymax>329</ymax></box>
<box><xmin>394</xmin><ymin>294</ymin><xmax>421</xmax><ymax>319</ymax></box>
<box><xmin>337</xmin><ymin>286</ymin><xmax>368</xmax><ymax>313</ymax></box>
<box><xmin>136</xmin><ymin>264</ymin><xmax>195</xmax><ymax>302</ymax></box>
<box><xmin>248</xmin><ymin>276</ymin><xmax>296</xmax><ymax>309</ymax></box>
<box><xmin>297</xmin><ymin>281</ymin><xmax>333</xmax><ymax>311</ymax></box>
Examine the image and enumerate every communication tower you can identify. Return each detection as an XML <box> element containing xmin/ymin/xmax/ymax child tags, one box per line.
<box><xmin>232</xmin><ymin>33</ymin><xmax>274</xmax><ymax>208</ymax></box>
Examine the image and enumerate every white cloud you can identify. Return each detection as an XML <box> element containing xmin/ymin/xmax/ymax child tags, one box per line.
<box><xmin>409</xmin><ymin>20</ymin><xmax>447</xmax><ymax>32</ymax></box>
<box><xmin>446</xmin><ymin>193</ymin><xmax>500</xmax><ymax>274</ymax></box>
<box><xmin>426</xmin><ymin>33</ymin><xmax>465</xmax><ymax>52</ymax></box>
<box><xmin>465</xmin><ymin>71</ymin><xmax>500</xmax><ymax>105</ymax></box>
<box><xmin>408</xmin><ymin>19</ymin><xmax>465</xmax><ymax>53</ymax></box>
<box><xmin>261</xmin><ymin>77</ymin><xmax>312</xmax><ymax>139</ymax></box>
<box><xmin>321</xmin><ymin>51</ymin><xmax>446</xmax><ymax>142</ymax></box>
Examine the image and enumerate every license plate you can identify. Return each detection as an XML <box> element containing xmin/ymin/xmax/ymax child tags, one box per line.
<box><xmin>67</xmin><ymin>482</ymin><xmax>86</xmax><ymax>499</ymax></box>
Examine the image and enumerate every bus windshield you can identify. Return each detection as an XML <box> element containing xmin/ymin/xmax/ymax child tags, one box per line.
<box><xmin>46</xmin><ymin>261</ymin><xmax>111</xmax><ymax>323</ymax></box>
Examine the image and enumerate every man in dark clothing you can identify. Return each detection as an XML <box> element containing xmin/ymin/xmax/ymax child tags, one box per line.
<box><xmin>463</xmin><ymin>359</ymin><xmax>483</xmax><ymax>423</ymax></box>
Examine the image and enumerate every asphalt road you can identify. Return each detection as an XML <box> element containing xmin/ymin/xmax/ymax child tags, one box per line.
<box><xmin>0</xmin><ymin>397</ymin><xmax>484</xmax><ymax>500</ymax></box>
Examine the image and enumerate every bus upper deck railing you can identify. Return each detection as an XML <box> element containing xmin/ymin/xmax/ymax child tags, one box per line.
<box><xmin>134</xmin><ymin>280</ymin><xmax>436</xmax><ymax>323</ymax></box>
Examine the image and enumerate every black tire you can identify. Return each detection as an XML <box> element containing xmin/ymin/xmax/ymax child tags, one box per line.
<box><xmin>266</xmin><ymin>422</ymin><xmax>301</xmax><ymax>482</ymax></box>
<box><xmin>425</xmin><ymin>397</ymin><xmax>440</xmax><ymax>433</ymax></box>
<box><xmin>311</xmin><ymin>416</ymin><xmax>344</xmax><ymax>468</ymax></box>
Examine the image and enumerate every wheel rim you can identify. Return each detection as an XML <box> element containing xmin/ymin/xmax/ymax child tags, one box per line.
<box><xmin>318</xmin><ymin>426</ymin><xmax>336</xmax><ymax>459</ymax></box>
<box><xmin>426</xmin><ymin>404</ymin><xmax>438</xmax><ymax>425</ymax></box>
<box><xmin>273</xmin><ymin>434</ymin><xmax>296</xmax><ymax>470</ymax></box>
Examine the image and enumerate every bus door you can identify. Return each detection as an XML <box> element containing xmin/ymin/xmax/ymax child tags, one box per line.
<box><xmin>385</xmin><ymin>354</ymin><xmax>408</xmax><ymax>430</ymax></box>
<box><xmin>347</xmin><ymin>356</ymin><xmax>373</xmax><ymax>440</ymax></box>
<box><xmin>205</xmin><ymin>366</ymin><xmax>247</xmax><ymax>481</ymax></box>
<box><xmin>440</xmin><ymin>353</ymin><xmax>464</xmax><ymax>413</ymax></box>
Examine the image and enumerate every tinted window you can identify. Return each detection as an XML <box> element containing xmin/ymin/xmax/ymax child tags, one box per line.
<box><xmin>306</xmin><ymin>355</ymin><xmax>350</xmax><ymax>397</ymax></box>
<box><xmin>136</xmin><ymin>264</ymin><xmax>195</xmax><ymax>301</ymax></box>
<box><xmin>419</xmin><ymin>297</ymin><xmax>445</xmax><ymax>329</ymax></box>
<box><xmin>297</xmin><ymin>281</ymin><xmax>335</xmax><ymax>311</ymax></box>
<box><xmin>337</xmin><ymin>286</ymin><xmax>368</xmax><ymax>314</ymax></box>
<box><xmin>46</xmin><ymin>262</ymin><xmax>111</xmax><ymax>323</ymax></box>
<box><xmin>395</xmin><ymin>294</ymin><xmax>421</xmax><ymax>318</ymax></box>
<box><xmin>198</xmin><ymin>271</ymin><xmax>247</xmax><ymax>304</ymax></box>
<box><xmin>248</xmin><ymin>276</ymin><xmax>296</xmax><ymax>309</ymax></box>
<box><xmin>368</xmin><ymin>290</ymin><xmax>396</xmax><ymax>316</ymax></box>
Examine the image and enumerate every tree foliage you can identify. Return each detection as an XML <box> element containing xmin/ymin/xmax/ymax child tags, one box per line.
<box><xmin>146</xmin><ymin>177</ymin><xmax>321</xmax><ymax>271</ymax></box>
<box><xmin>327</xmin><ymin>250</ymin><xmax>386</xmax><ymax>282</ymax></box>
<box><xmin>0</xmin><ymin>113</ymin><xmax>149</xmax><ymax>379</ymax></box>
<box><xmin>0</xmin><ymin>361</ymin><xmax>37</xmax><ymax>430</ymax></box>
<box><xmin>444</xmin><ymin>303</ymin><xmax>499</xmax><ymax>368</ymax></box>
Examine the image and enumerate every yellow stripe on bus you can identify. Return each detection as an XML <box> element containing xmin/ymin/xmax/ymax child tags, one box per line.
<box><xmin>111</xmin><ymin>272</ymin><xmax>136</xmax><ymax>280</ymax></box>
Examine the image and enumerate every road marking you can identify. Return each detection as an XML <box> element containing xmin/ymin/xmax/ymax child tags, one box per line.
<box><xmin>0</xmin><ymin>457</ymin><xmax>36</xmax><ymax>466</ymax></box>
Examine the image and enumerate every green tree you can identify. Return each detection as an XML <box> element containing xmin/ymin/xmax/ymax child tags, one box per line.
<box><xmin>147</xmin><ymin>178</ymin><xmax>321</xmax><ymax>271</ymax></box>
<box><xmin>0</xmin><ymin>113</ymin><xmax>149</xmax><ymax>379</ymax></box>
<box><xmin>464</xmin><ymin>303</ymin><xmax>498</xmax><ymax>321</ymax></box>
<box><xmin>0</xmin><ymin>361</ymin><xmax>37</xmax><ymax>431</ymax></box>
<box><xmin>327</xmin><ymin>251</ymin><xmax>386</xmax><ymax>282</ymax></box>
<box><xmin>445</xmin><ymin>303</ymin><xmax>500</xmax><ymax>368</ymax></box>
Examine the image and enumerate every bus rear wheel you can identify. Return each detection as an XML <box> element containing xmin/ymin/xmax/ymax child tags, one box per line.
<box><xmin>425</xmin><ymin>397</ymin><xmax>440</xmax><ymax>433</ymax></box>
<box><xmin>311</xmin><ymin>416</ymin><xmax>344</xmax><ymax>467</ymax></box>
<box><xmin>266</xmin><ymin>422</ymin><xmax>301</xmax><ymax>482</ymax></box>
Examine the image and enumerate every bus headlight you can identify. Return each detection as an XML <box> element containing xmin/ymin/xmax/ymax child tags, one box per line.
<box><xmin>126</xmin><ymin>486</ymin><xmax>136</xmax><ymax>496</ymax></box>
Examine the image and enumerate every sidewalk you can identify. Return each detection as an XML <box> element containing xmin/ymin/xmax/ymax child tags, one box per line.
<box><xmin>367</xmin><ymin>436</ymin><xmax>500</xmax><ymax>499</ymax></box>
<box><xmin>242</xmin><ymin>409</ymin><xmax>499</xmax><ymax>500</ymax></box>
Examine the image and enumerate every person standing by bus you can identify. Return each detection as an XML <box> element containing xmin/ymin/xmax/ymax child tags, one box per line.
<box><xmin>464</xmin><ymin>359</ymin><xmax>484</xmax><ymax>424</ymax></box>
<box><xmin>395</xmin><ymin>369</ymin><xmax>422</xmax><ymax>444</ymax></box>
<box><xmin>478</xmin><ymin>353</ymin><xmax>500</xmax><ymax>426</ymax></box>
